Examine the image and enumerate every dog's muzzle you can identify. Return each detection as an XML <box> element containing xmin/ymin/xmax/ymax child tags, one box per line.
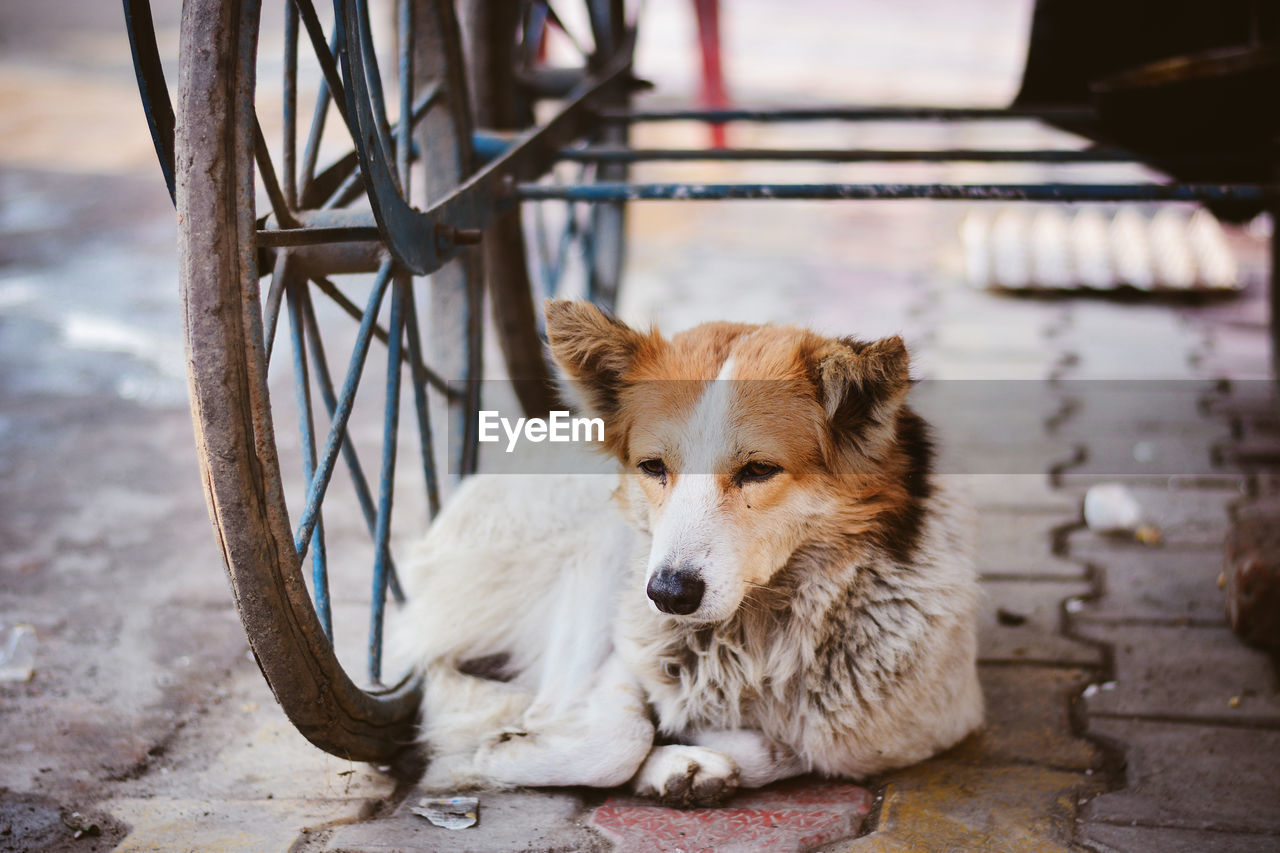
<box><xmin>647</xmin><ymin>565</ymin><xmax>705</xmax><ymax>615</ymax></box>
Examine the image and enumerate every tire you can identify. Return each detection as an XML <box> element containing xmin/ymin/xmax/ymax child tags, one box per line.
<box><xmin>176</xmin><ymin>0</ymin><xmax>481</xmax><ymax>761</ymax></box>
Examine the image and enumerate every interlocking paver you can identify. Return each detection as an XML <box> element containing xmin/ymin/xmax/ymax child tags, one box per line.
<box><xmin>324</xmin><ymin>790</ymin><xmax>608</xmax><ymax>853</ymax></box>
<box><xmin>589</xmin><ymin>779</ymin><xmax>873</xmax><ymax>853</ymax></box>
<box><xmin>976</xmin><ymin>512</ymin><xmax>1085</xmax><ymax>579</ymax></box>
<box><xmin>1073</xmin><ymin>549</ymin><xmax>1227</xmax><ymax>625</ymax></box>
<box><xmin>837</xmin><ymin>761</ymin><xmax>1096</xmax><ymax>852</ymax></box>
<box><xmin>948</xmin><ymin>666</ymin><xmax>1101</xmax><ymax>771</ymax></box>
<box><xmin>1080</xmin><ymin>823</ymin><xmax>1280</xmax><ymax>853</ymax></box>
<box><xmin>979</xmin><ymin>579</ymin><xmax>1101</xmax><ymax>666</ymax></box>
<box><xmin>1065</xmin><ymin>484</ymin><xmax>1244</xmax><ymax>554</ymax></box>
<box><xmin>1073</xmin><ymin>624</ymin><xmax>1280</xmax><ymax>725</ymax></box>
<box><xmin>1080</xmin><ymin>719</ymin><xmax>1280</xmax><ymax>834</ymax></box>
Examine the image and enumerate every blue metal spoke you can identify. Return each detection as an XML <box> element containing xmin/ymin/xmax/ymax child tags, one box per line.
<box><xmin>396</xmin><ymin>0</ymin><xmax>413</xmax><ymax>191</ymax></box>
<box><xmin>295</xmin><ymin>0</ymin><xmax>352</xmax><ymax>131</ymax></box>
<box><xmin>299</xmin><ymin>28</ymin><xmax>340</xmax><ymax>197</ymax></box>
<box><xmin>299</xmin><ymin>284</ymin><xmax>405</xmax><ymax>604</ymax></box>
<box><xmin>401</xmin><ymin>286</ymin><xmax>441</xmax><ymax>519</ymax></box>
<box><xmin>287</xmin><ymin>279</ymin><xmax>332</xmax><ymax>641</ymax></box>
<box><xmin>369</xmin><ymin>274</ymin><xmax>408</xmax><ymax>684</ymax></box>
<box><xmin>294</xmin><ymin>258</ymin><xmax>394</xmax><ymax>559</ymax></box>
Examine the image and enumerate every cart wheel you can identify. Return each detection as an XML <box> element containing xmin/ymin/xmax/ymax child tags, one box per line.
<box><xmin>176</xmin><ymin>0</ymin><xmax>481</xmax><ymax>762</ymax></box>
<box><xmin>466</xmin><ymin>0</ymin><xmax>632</xmax><ymax>417</ymax></box>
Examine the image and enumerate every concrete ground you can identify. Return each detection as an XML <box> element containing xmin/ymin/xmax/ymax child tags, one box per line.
<box><xmin>2</xmin><ymin>0</ymin><xmax>1279</xmax><ymax>851</ymax></box>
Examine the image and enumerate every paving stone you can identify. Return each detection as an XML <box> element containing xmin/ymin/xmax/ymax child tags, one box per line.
<box><xmin>977</xmin><ymin>512</ymin><xmax>1086</xmax><ymax>579</ymax></box>
<box><xmin>1072</xmin><ymin>624</ymin><xmax>1280</xmax><ymax>726</ymax></box>
<box><xmin>1074</xmin><ymin>549</ymin><xmax>1228</xmax><ymax>625</ymax></box>
<box><xmin>947</xmin><ymin>666</ymin><xmax>1101</xmax><ymax>771</ymax></box>
<box><xmin>1065</xmin><ymin>484</ymin><xmax>1245</xmax><ymax>554</ymax></box>
<box><xmin>978</xmin><ymin>579</ymin><xmax>1102</xmax><ymax>666</ymax></box>
<box><xmin>952</xmin><ymin>474</ymin><xmax>1080</xmax><ymax>515</ymax></box>
<box><xmin>834</xmin><ymin>761</ymin><xmax>1098</xmax><ymax>852</ymax></box>
<box><xmin>108</xmin><ymin>797</ymin><xmax>378</xmax><ymax>853</ymax></box>
<box><xmin>589</xmin><ymin>778</ymin><xmax>872</xmax><ymax>853</ymax></box>
<box><xmin>324</xmin><ymin>789</ymin><xmax>608</xmax><ymax>853</ymax></box>
<box><xmin>1081</xmin><ymin>719</ymin><xmax>1280</xmax><ymax>833</ymax></box>
<box><xmin>1079</xmin><ymin>822</ymin><xmax>1280</xmax><ymax>853</ymax></box>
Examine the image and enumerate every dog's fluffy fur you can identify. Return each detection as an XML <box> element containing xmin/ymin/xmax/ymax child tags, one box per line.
<box><xmin>389</xmin><ymin>301</ymin><xmax>982</xmax><ymax>805</ymax></box>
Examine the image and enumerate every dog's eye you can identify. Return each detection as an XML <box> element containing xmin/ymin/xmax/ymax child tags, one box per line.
<box><xmin>737</xmin><ymin>461</ymin><xmax>781</xmax><ymax>484</ymax></box>
<box><xmin>638</xmin><ymin>458</ymin><xmax>667</xmax><ymax>478</ymax></box>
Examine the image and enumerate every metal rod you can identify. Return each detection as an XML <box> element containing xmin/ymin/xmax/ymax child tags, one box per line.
<box><xmin>258</xmin><ymin>225</ymin><xmax>383</xmax><ymax>247</ymax></box>
<box><xmin>263</xmin><ymin>251</ymin><xmax>292</xmax><ymax>365</ymax></box>
<box><xmin>598</xmin><ymin>106</ymin><xmax>1099</xmax><ymax>123</ymax></box>
<box><xmin>310</xmin><ymin>275</ymin><xmax>458</xmax><ymax>398</ymax></box>
<box><xmin>294</xmin><ymin>259</ymin><xmax>394</xmax><ymax>559</ymax></box>
<box><xmin>396</xmin><ymin>0</ymin><xmax>413</xmax><ymax>191</ymax></box>
<box><xmin>292</xmin><ymin>0</ymin><xmax>352</xmax><ymax>130</ymax></box>
<box><xmin>555</xmin><ymin>146</ymin><xmax>1260</xmax><ymax>165</ymax></box>
<box><xmin>300</xmin><ymin>289</ymin><xmax>405</xmax><ymax>604</ymax></box>
<box><xmin>401</xmin><ymin>289</ymin><xmax>441</xmax><ymax>519</ymax></box>
<box><xmin>283</xmin><ymin>0</ymin><xmax>299</xmax><ymax>207</ymax></box>
<box><xmin>253</xmin><ymin>117</ymin><xmax>299</xmax><ymax>229</ymax></box>
<box><xmin>369</xmin><ymin>274</ymin><xmax>408</xmax><ymax>684</ymax></box>
<box><xmin>287</xmin><ymin>278</ymin><xmax>332</xmax><ymax>641</ymax></box>
<box><xmin>515</xmin><ymin>182</ymin><xmax>1278</xmax><ymax>203</ymax></box>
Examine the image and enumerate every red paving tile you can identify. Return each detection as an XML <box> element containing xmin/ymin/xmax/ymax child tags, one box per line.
<box><xmin>589</xmin><ymin>778</ymin><xmax>873</xmax><ymax>852</ymax></box>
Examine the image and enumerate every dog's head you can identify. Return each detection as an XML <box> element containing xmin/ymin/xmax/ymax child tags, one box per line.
<box><xmin>546</xmin><ymin>300</ymin><xmax>928</xmax><ymax>623</ymax></box>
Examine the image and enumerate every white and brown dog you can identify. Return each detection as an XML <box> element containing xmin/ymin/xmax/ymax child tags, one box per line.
<box><xmin>389</xmin><ymin>300</ymin><xmax>982</xmax><ymax>806</ymax></box>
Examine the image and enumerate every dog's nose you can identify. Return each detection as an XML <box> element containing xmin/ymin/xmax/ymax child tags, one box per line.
<box><xmin>647</xmin><ymin>567</ymin><xmax>705</xmax><ymax>615</ymax></box>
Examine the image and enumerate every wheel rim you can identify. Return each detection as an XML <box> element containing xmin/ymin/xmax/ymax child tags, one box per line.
<box><xmin>177</xmin><ymin>0</ymin><xmax>481</xmax><ymax>760</ymax></box>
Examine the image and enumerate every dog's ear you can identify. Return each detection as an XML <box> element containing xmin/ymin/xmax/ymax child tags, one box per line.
<box><xmin>816</xmin><ymin>335</ymin><xmax>911</xmax><ymax>452</ymax></box>
<box><xmin>545</xmin><ymin>300</ymin><xmax>652</xmax><ymax>423</ymax></box>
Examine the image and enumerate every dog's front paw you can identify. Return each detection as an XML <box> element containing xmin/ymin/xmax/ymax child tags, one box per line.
<box><xmin>633</xmin><ymin>745</ymin><xmax>740</xmax><ymax>808</ymax></box>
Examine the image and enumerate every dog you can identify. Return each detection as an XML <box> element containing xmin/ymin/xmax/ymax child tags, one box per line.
<box><xmin>389</xmin><ymin>300</ymin><xmax>983</xmax><ymax>806</ymax></box>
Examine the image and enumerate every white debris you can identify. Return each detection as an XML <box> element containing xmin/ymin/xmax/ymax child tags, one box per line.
<box><xmin>1083</xmin><ymin>483</ymin><xmax>1143</xmax><ymax>534</ymax></box>
<box><xmin>412</xmin><ymin>796</ymin><xmax>479</xmax><ymax>830</ymax></box>
<box><xmin>1082</xmin><ymin>683</ymin><xmax>1100</xmax><ymax>698</ymax></box>
<box><xmin>0</xmin><ymin>623</ymin><xmax>36</xmax><ymax>682</ymax></box>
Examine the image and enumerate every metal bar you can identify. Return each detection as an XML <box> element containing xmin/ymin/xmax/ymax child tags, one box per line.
<box><xmin>300</xmin><ymin>288</ymin><xmax>404</xmax><ymax>604</ymax></box>
<box><xmin>298</xmin><ymin>30</ymin><xmax>337</xmax><ymax>198</ymax></box>
<box><xmin>401</xmin><ymin>288</ymin><xmax>441</xmax><ymax>519</ymax></box>
<box><xmin>263</xmin><ymin>251</ymin><xmax>293</xmax><ymax>365</ymax></box>
<box><xmin>122</xmin><ymin>0</ymin><xmax>176</xmax><ymax>202</ymax></box>
<box><xmin>284</xmin><ymin>0</ymin><xmax>299</xmax><ymax>207</ymax></box>
<box><xmin>287</xmin><ymin>279</ymin><xmax>333</xmax><ymax>641</ymax></box>
<box><xmin>321</xmin><ymin>83</ymin><xmax>441</xmax><ymax>210</ymax></box>
<box><xmin>556</xmin><ymin>146</ymin><xmax>1263</xmax><ymax>165</ymax></box>
<box><xmin>369</xmin><ymin>275</ymin><xmax>408</xmax><ymax>684</ymax></box>
<box><xmin>310</xmin><ymin>275</ymin><xmax>457</xmax><ymax>398</ymax></box>
<box><xmin>396</xmin><ymin>0</ymin><xmax>413</xmax><ymax>191</ymax></box>
<box><xmin>253</xmin><ymin>117</ymin><xmax>299</xmax><ymax>228</ymax></box>
<box><xmin>599</xmin><ymin>106</ymin><xmax>1099</xmax><ymax>123</ymax></box>
<box><xmin>293</xmin><ymin>0</ymin><xmax>352</xmax><ymax>129</ymax></box>
<box><xmin>515</xmin><ymin>182</ymin><xmax>1278</xmax><ymax>203</ymax></box>
<box><xmin>258</xmin><ymin>225</ymin><xmax>383</xmax><ymax>247</ymax></box>
<box><xmin>294</xmin><ymin>259</ymin><xmax>394</xmax><ymax>559</ymax></box>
